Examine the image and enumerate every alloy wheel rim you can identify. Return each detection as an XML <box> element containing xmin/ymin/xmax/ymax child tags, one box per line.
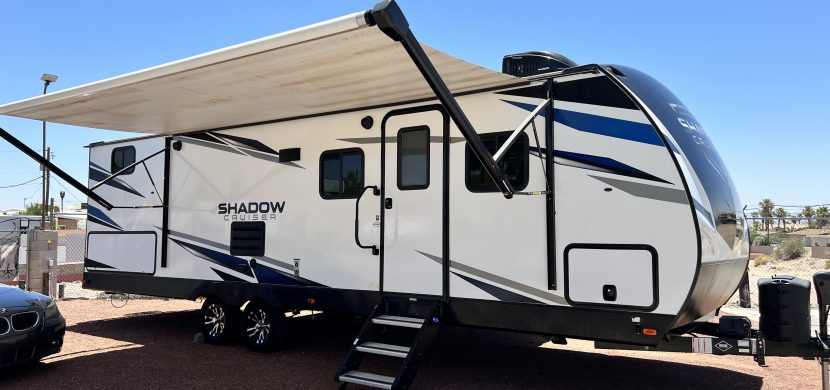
<box><xmin>204</xmin><ymin>303</ymin><xmax>226</xmax><ymax>337</ymax></box>
<box><xmin>246</xmin><ymin>308</ymin><xmax>271</xmax><ymax>345</ymax></box>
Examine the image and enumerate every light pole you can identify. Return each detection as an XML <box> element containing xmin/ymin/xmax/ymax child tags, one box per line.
<box><xmin>40</xmin><ymin>73</ymin><xmax>58</xmax><ymax>230</ymax></box>
<box><xmin>59</xmin><ymin>191</ymin><xmax>65</xmax><ymax>213</ymax></box>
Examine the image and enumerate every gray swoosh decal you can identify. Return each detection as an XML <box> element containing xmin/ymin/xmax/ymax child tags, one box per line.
<box><xmin>179</xmin><ymin>137</ymin><xmax>304</xmax><ymax>168</ymax></box>
<box><xmin>590</xmin><ymin>175</ymin><xmax>689</xmax><ymax>205</ymax></box>
<box><xmin>417</xmin><ymin>251</ymin><xmax>566</xmax><ymax>305</ymax></box>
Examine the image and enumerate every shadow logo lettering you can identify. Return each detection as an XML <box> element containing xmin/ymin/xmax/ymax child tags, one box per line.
<box><xmin>218</xmin><ymin>201</ymin><xmax>285</xmax><ymax>221</ymax></box>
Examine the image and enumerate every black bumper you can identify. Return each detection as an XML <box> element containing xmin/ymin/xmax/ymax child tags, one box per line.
<box><xmin>0</xmin><ymin>316</ymin><xmax>66</xmax><ymax>368</ymax></box>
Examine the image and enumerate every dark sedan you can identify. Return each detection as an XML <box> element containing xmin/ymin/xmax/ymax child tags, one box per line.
<box><xmin>0</xmin><ymin>284</ymin><xmax>65</xmax><ymax>368</ymax></box>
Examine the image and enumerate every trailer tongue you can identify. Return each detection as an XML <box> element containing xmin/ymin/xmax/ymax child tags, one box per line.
<box><xmin>598</xmin><ymin>272</ymin><xmax>830</xmax><ymax>390</ymax></box>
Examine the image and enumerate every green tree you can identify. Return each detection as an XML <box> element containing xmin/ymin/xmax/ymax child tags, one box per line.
<box><xmin>774</xmin><ymin>207</ymin><xmax>788</xmax><ymax>230</ymax></box>
<box><xmin>759</xmin><ymin>199</ymin><xmax>774</xmax><ymax>232</ymax></box>
<box><xmin>751</xmin><ymin>211</ymin><xmax>761</xmax><ymax>230</ymax></box>
<box><xmin>24</xmin><ymin>203</ymin><xmax>41</xmax><ymax>216</ymax></box>
<box><xmin>803</xmin><ymin>206</ymin><xmax>815</xmax><ymax>219</ymax></box>
<box><xmin>817</xmin><ymin>206</ymin><xmax>830</xmax><ymax>228</ymax></box>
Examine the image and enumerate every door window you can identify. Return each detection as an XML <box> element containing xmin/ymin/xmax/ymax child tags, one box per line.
<box><xmin>397</xmin><ymin>126</ymin><xmax>430</xmax><ymax>190</ymax></box>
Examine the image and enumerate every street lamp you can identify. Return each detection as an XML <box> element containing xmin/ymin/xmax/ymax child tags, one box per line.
<box><xmin>40</xmin><ymin>73</ymin><xmax>58</xmax><ymax>229</ymax></box>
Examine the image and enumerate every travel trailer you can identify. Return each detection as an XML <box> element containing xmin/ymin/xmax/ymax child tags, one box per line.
<box><xmin>2</xmin><ymin>1</ymin><xmax>829</xmax><ymax>388</ymax></box>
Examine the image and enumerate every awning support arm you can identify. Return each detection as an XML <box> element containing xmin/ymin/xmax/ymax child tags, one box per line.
<box><xmin>89</xmin><ymin>148</ymin><xmax>165</xmax><ymax>191</ymax></box>
<box><xmin>367</xmin><ymin>0</ymin><xmax>515</xmax><ymax>198</ymax></box>
<box><xmin>0</xmin><ymin>126</ymin><xmax>114</xmax><ymax>210</ymax></box>
<box><xmin>493</xmin><ymin>98</ymin><xmax>550</xmax><ymax>163</ymax></box>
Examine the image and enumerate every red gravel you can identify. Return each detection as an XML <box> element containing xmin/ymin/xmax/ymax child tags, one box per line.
<box><xmin>1</xmin><ymin>300</ymin><xmax>819</xmax><ymax>389</ymax></box>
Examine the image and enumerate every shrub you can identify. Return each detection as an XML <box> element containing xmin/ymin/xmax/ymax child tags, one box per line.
<box><xmin>826</xmin><ymin>260</ymin><xmax>830</xmax><ymax>270</ymax></box>
<box><xmin>773</xmin><ymin>239</ymin><xmax>805</xmax><ymax>260</ymax></box>
<box><xmin>754</xmin><ymin>255</ymin><xmax>773</xmax><ymax>267</ymax></box>
<box><xmin>752</xmin><ymin>232</ymin><xmax>772</xmax><ymax>246</ymax></box>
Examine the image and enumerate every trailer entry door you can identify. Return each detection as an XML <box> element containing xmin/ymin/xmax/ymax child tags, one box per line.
<box><xmin>381</xmin><ymin>109</ymin><xmax>447</xmax><ymax>297</ymax></box>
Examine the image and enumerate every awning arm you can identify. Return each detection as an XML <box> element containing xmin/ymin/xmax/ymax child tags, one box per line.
<box><xmin>493</xmin><ymin>98</ymin><xmax>550</xmax><ymax>163</ymax></box>
<box><xmin>0</xmin><ymin>127</ymin><xmax>114</xmax><ymax>210</ymax></box>
<box><xmin>89</xmin><ymin>148</ymin><xmax>165</xmax><ymax>191</ymax></box>
<box><xmin>367</xmin><ymin>0</ymin><xmax>515</xmax><ymax>199</ymax></box>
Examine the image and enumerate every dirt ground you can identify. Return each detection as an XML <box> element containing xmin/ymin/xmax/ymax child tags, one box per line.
<box><xmin>726</xmin><ymin>248</ymin><xmax>827</xmax><ymax>308</ymax></box>
<box><xmin>2</xmin><ymin>299</ymin><xmax>821</xmax><ymax>389</ymax></box>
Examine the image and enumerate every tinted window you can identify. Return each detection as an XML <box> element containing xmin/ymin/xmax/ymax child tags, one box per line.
<box><xmin>465</xmin><ymin>132</ymin><xmax>528</xmax><ymax>192</ymax></box>
<box><xmin>398</xmin><ymin>126</ymin><xmax>429</xmax><ymax>190</ymax></box>
<box><xmin>111</xmin><ymin>146</ymin><xmax>136</xmax><ymax>174</ymax></box>
<box><xmin>320</xmin><ymin>148</ymin><xmax>364</xmax><ymax>199</ymax></box>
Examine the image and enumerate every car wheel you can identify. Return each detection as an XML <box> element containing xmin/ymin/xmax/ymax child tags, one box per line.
<box><xmin>242</xmin><ymin>301</ymin><xmax>287</xmax><ymax>352</ymax></box>
<box><xmin>200</xmin><ymin>298</ymin><xmax>238</xmax><ymax>345</ymax></box>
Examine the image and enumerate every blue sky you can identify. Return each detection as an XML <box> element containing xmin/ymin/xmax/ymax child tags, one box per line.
<box><xmin>0</xmin><ymin>1</ymin><xmax>828</xmax><ymax>211</ymax></box>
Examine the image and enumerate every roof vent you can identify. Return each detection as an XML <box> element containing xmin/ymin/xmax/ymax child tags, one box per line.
<box><xmin>502</xmin><ymin>51</ymin><xmax>577</xmax><ymax>78</ymax></box>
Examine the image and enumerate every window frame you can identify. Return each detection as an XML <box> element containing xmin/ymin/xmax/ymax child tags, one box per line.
<box><xmin>464</xmin><ymin>131</ymin><xmax>530</xmax><ymax>193</ymax></box>
<box><xmin>319</xmin><ymin>147</ymin><xmax>365</xmax><ymax>200</ymax></box>
<box><xmin>397</xmin><ymin>125</ymin><xmax>430</xmax><ymax>191</ymax></box>
<box><xmin>111</xmin><ymin>146</ymin><xmax>136</xmax><ymax>175</ymax></box>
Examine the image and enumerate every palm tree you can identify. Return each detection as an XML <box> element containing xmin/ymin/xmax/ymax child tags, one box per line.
<box><xmin>817</xmin><ymin>206</ymin><xmax>830</xmax><ymax>229</ymax></box>
<box><xmin>774</xmin><ymin>207</ymin><xmax>788</xmax><ymax>230</ymax></box>
<box><xmin>751</xmin><ymin>211</ymin><xmax>761</xmax><ymax>230</ymax></box>
<box><xmin>759</xmin><ymin>199</ymin><xmax>774</xmax><ymax>233</ymax></box>
<box><xmin>803</xmin><ymin>206</ymin><xmax>815</xmax><ymax>227</ymax></box>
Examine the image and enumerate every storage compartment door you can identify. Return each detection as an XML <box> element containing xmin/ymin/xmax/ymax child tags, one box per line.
<box><xmin>86</xmin><ymin>232</ymin><xmax>157</xmax><ymax>274</ymax></box>
<box><xmin>565</xmin><ymin>245</ymin><xmax>657</xmax><ymax>310</ymax></box>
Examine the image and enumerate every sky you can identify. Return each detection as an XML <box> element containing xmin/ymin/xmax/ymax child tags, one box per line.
<box><xmin>0</xmin><ymin>1</ymin><xmax>828</xmax><ymax>212</ymax></box>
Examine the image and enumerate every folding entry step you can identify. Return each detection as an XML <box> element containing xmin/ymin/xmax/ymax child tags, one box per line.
<box><xmin>336</xmin><ymin>298</ymin><xmax>442</xmax><ymax>389</ymax></box>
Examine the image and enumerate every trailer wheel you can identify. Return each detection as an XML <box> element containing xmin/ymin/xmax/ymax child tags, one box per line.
<box><xmin>242</xmin><ymin>301</ymin><xmax>287</xmax><ymax>352</ymax></box>
<box><xmin>200</xmin><ymin>298</ymin><xmax>239</xmax><ymax>345</ymax></box>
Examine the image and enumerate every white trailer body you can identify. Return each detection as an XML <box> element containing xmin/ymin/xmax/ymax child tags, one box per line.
<box><xmin>0</xmin><ymin>2</ymin><xmax>767</xmax><ymax>388</ymax></box>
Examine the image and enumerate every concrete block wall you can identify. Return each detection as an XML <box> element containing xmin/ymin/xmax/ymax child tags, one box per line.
<box><xmin>26</xmin><ymin>230</ymin><xmax>57</xmax><ymax>296</ymax></box>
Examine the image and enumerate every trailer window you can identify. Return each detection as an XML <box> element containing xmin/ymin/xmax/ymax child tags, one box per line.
<box><xmin>320</xmin><ymin>148</ymin><xmax>364</xmax><ymax>199</ymax></box>
<box><xmin>465</xmin><ymin>132</ymin><xmax>528</xmax><ymax>192</ymax></box>
<box><xmin>111</xmin><ymin>146</ymin><xmax>136</xmax><ymax>175</ymax></box>
<box><xmin>398</xmin><ymin>126</ymin><xmax>430</xmax><ymax>190</ymax></box>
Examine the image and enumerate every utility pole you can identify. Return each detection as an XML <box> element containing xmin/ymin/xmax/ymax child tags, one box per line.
<box><xmin>40</xmin><ymin>74</ymin><xmax>58</xmax><ymax>230</ymax></box>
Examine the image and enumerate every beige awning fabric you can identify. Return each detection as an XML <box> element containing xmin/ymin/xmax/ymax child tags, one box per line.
<box><xmin>0</xmin><ymin>11</ymin><xmax>525</xmax><ymax>134</ymax></box>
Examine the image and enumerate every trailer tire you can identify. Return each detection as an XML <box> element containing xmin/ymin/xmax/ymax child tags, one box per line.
<box><xmin>200</xmin><ymin>298</ymin><xmax>239</xmax><ymax>345</ymax></box>
<box><xmin>242</xmin><ymin>301</ymin><xmax>287</xmax><ymax>352</ymax></box>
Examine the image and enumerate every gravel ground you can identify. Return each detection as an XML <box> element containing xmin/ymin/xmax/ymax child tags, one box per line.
<box><xmin>726</xmin><ymin>252</ymin><xmax>827</xmax><ymax>308</ymax></box>
<box><xmin>2</xmin><ymin>300</ymin><xmax>821</xmax><ymax>389</ymax></box>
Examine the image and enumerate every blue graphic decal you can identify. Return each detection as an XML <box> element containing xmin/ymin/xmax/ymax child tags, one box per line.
<box><xmin>87</xmin><ymin>205</ymin><xmax>122</xmax><ymax>230</ymax></box>
<box><xmin>212</xmin><ymin>268</ymin><xmax>247</xmax><ymax>283</ymax></box>
<box><xmin>88</xmin><ymin>165</ymin><xmax>145</xmax><ymax>198</ymax></box>
<box><xmin>172</xmin><ymin>239</ymin><xmax>253</xmax><ymax>277</ymax></box>
<box><xmin>252</xmin><ymin>263</ymin><xmax>309</xmax><ymax>286</ymax></box>
<box><xmin>554</xmin><ymin>109</ymin><xmax>664</xmax><ymax>146</ymax></box>
<box><xmin>500</xmin><ymin>100</ymin><xmax>548</xmax><ymax>118</ymax></box>
<box><xmin>501</xmin><ymin>99</ymin><xmax>664</xmax><ymax>147</ymax></box>
<box><xmin>554</xmin><ymin>150</ymin><xmax>671</xmax><ymax>184</ymax></box>
<box><xmin>529</xmin><ymin>147</ymin><xmax>671</xmax><ymax>184</ymax></box>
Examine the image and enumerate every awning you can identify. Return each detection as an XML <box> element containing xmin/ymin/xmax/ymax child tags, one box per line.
<box><xmin>0</xmin><ymin>11</ymin><xmax>525</xmax><ymax>134</ymax></box>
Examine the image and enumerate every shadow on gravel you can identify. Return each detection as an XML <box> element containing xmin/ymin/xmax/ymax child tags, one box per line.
<box><xmin>3</xmin><ymin>310</ymin><xmax>762</xmax><ymax>389</ymax></box>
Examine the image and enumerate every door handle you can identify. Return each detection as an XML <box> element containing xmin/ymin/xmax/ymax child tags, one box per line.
<box><xmin>385</xmin><ymin>198</ymin><xmax>393</xmax><ymax>210</ymax></box>
<box><xmin>355</xmin><ymin>186</ymin><xmax>380</xmax><ymax>255</ymax></box>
